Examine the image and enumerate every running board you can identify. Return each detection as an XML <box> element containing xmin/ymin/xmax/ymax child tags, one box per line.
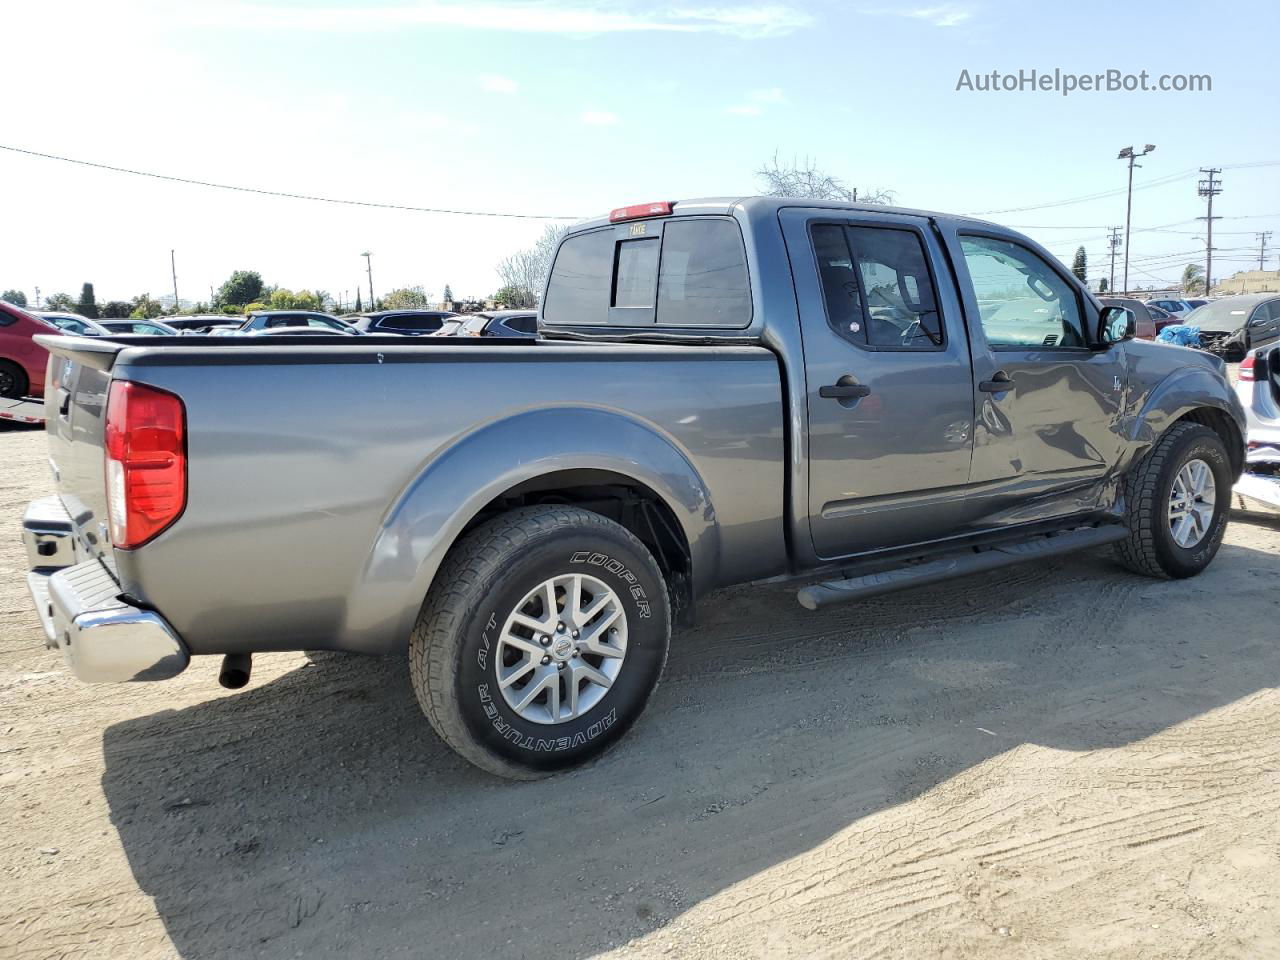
<box><xmin>796</xmin><ymin>524</ymin><xmax>1129</xmax><ymax>611</ymax></box>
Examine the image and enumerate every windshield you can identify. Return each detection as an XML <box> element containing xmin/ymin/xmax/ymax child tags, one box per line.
<box><xmin>1185</xmin><ymin>299</ymin><xmax>1258</xmax><ymax>332</ymax></box>
<box><xmin>461</xmin><ymin>315</ymin><xmax>490</xmax><ymax>335</ymax></box>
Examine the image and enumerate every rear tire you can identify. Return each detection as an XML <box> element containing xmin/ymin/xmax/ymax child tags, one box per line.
<box><xmin>1114</xmin><ymin>422</ymin><xmax>1232</xmax><ymax>579</ymax></box>
<box><xmin>0</xmin><ymin>360</ymin><xmax>28</xmax><ymax>400</ymax></box>
<box><xmin>409</xmin><ymin>506</ymin><xmax>671</xmax><ymax>779</ymax></box>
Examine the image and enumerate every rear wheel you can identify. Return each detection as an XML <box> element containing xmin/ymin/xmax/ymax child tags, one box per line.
<box><xmin>409</xmin><ymin>506</ymin><xmax>671</xmax><ymax>779</ymax></box>
<box><xmin>1114</xmin><ymin>422</ymin><xmax>1232</xmax><ymax>578</ymax></box>
<box><xmin>0</xmin><ymin>360</ymin><xmax>28</xmax><ymax>399</ymax></box>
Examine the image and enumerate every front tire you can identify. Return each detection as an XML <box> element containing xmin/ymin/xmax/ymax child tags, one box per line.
<box><xmin>409</xmin><ymin>506</ymin><xmax>671</xmax><ymax>779</ymax></box>
<box><xmin>0</xmin><ymin>360</ymin><xmax>28</xmax><ymax>400</ymax></box>
<box><xmin>1114</xmin><ymin>422</ymin><xmax>1232</xmax><ymax>578</ymax></box>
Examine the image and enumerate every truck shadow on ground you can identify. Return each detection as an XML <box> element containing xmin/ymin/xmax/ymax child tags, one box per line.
<box><xmin>100</xmin><ymin>537</ymin><xmax>1280</xmax><ymax>959</ymax></box>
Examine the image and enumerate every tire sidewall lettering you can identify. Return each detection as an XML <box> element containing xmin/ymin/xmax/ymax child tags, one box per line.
<box><xmin>459</xmin><ymin>539</ymin><xmax>666</xmax><ymax>763</ymax></box>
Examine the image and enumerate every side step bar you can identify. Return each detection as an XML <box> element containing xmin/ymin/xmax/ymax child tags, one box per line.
<box><xmin>796</xmin><ymin>524</ymin><xmax>1129</xmax><ymax>611</ymax></box>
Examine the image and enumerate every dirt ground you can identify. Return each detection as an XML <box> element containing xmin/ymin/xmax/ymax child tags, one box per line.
<box><xmin>2</xmin><ymin>422</ymin><xmax>1279</xmax><ymax>960</ymax></box>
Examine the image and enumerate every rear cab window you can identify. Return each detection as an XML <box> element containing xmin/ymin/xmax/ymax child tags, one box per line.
<box><xmin>543</xmin><ymin>217</ymin><xmax>751</xmax><ymax>328</ymax></box>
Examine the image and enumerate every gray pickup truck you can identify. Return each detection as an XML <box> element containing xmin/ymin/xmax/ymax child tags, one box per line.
<box><xmin>22</xmin><ymin>196</ymin><xmax>1246</xmax><ymax>779</ymax></box>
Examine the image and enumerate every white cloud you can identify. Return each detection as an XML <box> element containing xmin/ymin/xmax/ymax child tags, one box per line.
<box><xmin>726</xmin><ymin>87</ymin><xmax>785</xmax><ymax>116</ymax></box>
<box><xmin>863</xmin><ymin>3</ymin><xmax>975</xmax><ymax>27</ymax></box>
<box><xmin>480</xmin><ymin>73</ymin><xmax>518</xmax><ymax>94</ymax></box>
<box><xmin>190</xmin><ymin>2</ymin><xmax>813</xmax><ymax>38</ymax></box>
<box><xmin>580</xmin><ymin>110</ymin><xmax>620</xmax><ymax>126</ymax></box>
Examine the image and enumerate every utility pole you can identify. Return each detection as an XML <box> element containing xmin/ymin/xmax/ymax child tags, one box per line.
<box><xmin>1107</xmin><ymin>227</ymin><xmax>1123</xmax><ymax>293</ymax></box>
<box><xmin>1257</xmin><ymin>231</ymin><xmax>1274</xmax><ymax>271</ymax></box>
<box><xmin>1117</xmin><ymin>144</ymin><xmax>1156</xmax><ymax>295</ymax></box>
<box><xmin>34</xmin><ymin>286</ymin><xmax>41</xmax><ymax>308</ymax></box>
<box><xmin>170</xmin><ymin>249</ymin><xmax>180</xmax><ymax>309</ymax></box>
<box><xmin>361</xmin><ymin>252</ymin><xmax>374</xmax><ymax>310</ymax></box>
<box><xmin>1197</xmin><ymin>168</ymin><xmax>1222</xmax><ymax>297</ymax></box>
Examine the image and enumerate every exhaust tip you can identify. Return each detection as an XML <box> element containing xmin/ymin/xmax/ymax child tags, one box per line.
<box><xmin>218</xmin><ymin>653</ymin><xmax>252</xmax><ymax>690</ymax></box>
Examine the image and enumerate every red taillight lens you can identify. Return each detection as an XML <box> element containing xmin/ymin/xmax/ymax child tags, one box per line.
<box><xmin>1238</xmin><ymin>353</ymin><xmax>1255</xmax><ymax>381</ymax></box>
<box><xmin>609</xmin><ymin>200</ymin><xmax>673</xmax><ymax>223</ymax></box>
<box><xmin>104</xmin><ymin>381</ymin><xmax>186</xmax><ymax>549</ymax></box>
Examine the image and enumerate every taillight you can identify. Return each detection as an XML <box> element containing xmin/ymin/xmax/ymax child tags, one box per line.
<box><xmin>609</xmin><ymin>200</ymin><xmax>673</xmax><ymax>223</ymax></box>
<box><xmin>104</xmin><ymin>381</ymin><xmax>186</xmax><ymax>549</ymax></box>
<box><xmin>1238</xmin><ymin>353</ymin><xmax>1255</xmax><ymax>381</ymax></box>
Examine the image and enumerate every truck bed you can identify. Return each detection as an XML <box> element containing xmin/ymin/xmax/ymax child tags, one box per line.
<box><xmin>39</xmin><ymin>334</ymin><xmax>788</xmax><ymax>657</ymax></box>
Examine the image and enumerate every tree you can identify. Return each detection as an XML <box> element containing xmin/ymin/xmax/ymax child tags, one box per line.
<box><xmin>1</xmin><ymin>289</ymin><xmax>27</xmax><ymax>307</ymax></box>
<box><xmin>1181</xmin><ymin>263</ymin><xmax>1205</xmax><ymax>295</ymax></box>
<box><xmin>494</xmin><ymin>223</ymin><xmax>569</xmax><ymax>308</ymax></box>
<box><xmin>382</xmin><ymin>286</ymin><xmax>431</xmax><ymax>309</ymax></box>
<box><xmin>1071</xmin><ymin>247</ymin><xmax>1087</xmax><ymax>284</ymax></box>
<box><xmin>442</xmin><ymin>283</ymin><xmax>454</xmax><ymax>303</ymax></box>
<box><xmin>75</xmin><ymin>282</ymin><xmax>99</xmax><ymax>319</ymax></box>
<box><xmin>756</xmin><ymin>152</ymin><xmax>894</xmax><ymax>204</ymax></box>
<box><xmin>354</xmin><ymin>290</ymin><xmax>363</xmax><ymax>312</ymax></box>
<box><xmin>44</xmin><ymin>292</ymin><xmax>75</xmax><ymax>311</ymax></box>
<box><xmin>130</xmin><ymin>294</ymin><xmax>162</xmax><ymax>319</ymax></box>
<box><xmin>268</xmin><ymin>288</ymin><xmax>298</xmax><ymax>311</ymax></box>
<box><xmin>215</xmin><ymin>270</ymin><xmax>264</xmax><ymax>307</ymax></box>
<box><xmin>100</xmin><ymin>300</ymin><xmax>132</xmax><ymax>318</ymax></box>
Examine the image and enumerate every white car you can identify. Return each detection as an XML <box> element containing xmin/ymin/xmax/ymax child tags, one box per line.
<box><xmin>1232</xmin><ymin>345</ymin><xmax>1280</xmax><ymax>516</ymax></box>
<box><xmin>1146</xmin><ymin>297</ymin><xmax>1198</xmax><ymax>319</ymax></box>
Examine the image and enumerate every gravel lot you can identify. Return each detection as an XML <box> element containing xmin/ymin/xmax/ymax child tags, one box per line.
<box><xmin>2</xmin><ymin>421</ymin><xmax>1279</xmax><ymax>959</ymax></box>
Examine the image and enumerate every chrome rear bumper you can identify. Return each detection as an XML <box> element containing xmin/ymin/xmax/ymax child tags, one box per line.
<box><xmin>23</xmin><ymin>497</ymin><xmax>189</xmax><ymax>682</ymax></box>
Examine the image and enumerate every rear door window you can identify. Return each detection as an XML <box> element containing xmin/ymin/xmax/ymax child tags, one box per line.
<box><xmin>810</xmin><ymin>223</ymin><xmax>943</xmax><ymax>349</ymax></box>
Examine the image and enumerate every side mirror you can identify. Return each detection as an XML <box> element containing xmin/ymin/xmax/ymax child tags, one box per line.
<box><xmin>1098</xmin><ymin>305</ymin><xmax>1135</xmax><ymax>345</ymax></box>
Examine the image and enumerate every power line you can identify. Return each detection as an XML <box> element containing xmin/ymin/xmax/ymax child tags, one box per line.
<box><xmin>0</xmin><ymin>142</ymin><xmax>584</xmax><ymax>221</ymax></box>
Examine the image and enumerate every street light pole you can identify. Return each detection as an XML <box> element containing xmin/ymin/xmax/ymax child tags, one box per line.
<box><xmin>362</xmin><ymin>252</ymin><xmax>374</xmax><ymax>310</ymax></box>
<box><xmin>1117</xmin><ymin>144</ymin><xmax>1155</xmax><ymax>295</ymax></box>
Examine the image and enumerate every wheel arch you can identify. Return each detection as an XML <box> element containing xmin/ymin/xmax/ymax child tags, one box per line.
<box><xmin>342</xmin><ymin>407</ymin><xmax>719</xmax><ymax>654</ymax></box>
<box><xmin>1125</xmin><ymin>366</ymin><xmax>1246</xmax><ymax>479</ymax></box>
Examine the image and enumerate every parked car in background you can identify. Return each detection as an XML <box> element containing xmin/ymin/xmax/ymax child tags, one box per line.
<box><xmin>37</xmin><ymin>312</ymin><xmax>111</xmax><ymax>337</ymax></box>
<box><xmin>0</xmin><ymin>301</ymin><xmax>58</xmax><ymax>398</ymax></box>
<box><xmin>1231</xmin><ymin>345</ymin><xmax>1280</xmax><ymax>516</ymax></box>
<box><xmin>347</xmin><ymin>309</ymin><xmax>459</xmax><ymax>336</ymax></box>
<box><xmin>1146</xmin><ymin>297</ymin><xmax>1196</xmax><ymax>319</ymax></box>
<box><xmin>1185</xmin><ymin>294</ymin><xmax>1280</xmax><ymax>361</ymax></box>
<box><xmin>460</xmin><ymin>310</ymin><xmax>539</xmax><ymax>338</ymax></box>
<box><xmin>163</xmin><ymin>315</ymin><xmax>244</xmax><ymax>334</ymax></box>
<box><xmin>98</xmin><ymin>319</ymin><xmax>179</xmax><ymax>337</ymax></box>
<box><xmin>22</xmin><ymin>196</ymin><xmax>1245</xmax><ymax>780</ymax></box>
<box><xmin>213</xmin><ymin>311</ymin><xmax>357</xmax><ymax>336</ymax></box>
<box><xmin>1099</xmin><ymin>297</ymin><xmax>1159</xmax><ymax>340</ymax></box>
<box><xmin>1145</xmin><ymin>304</ymin><xmax>1178</xmax><ymax>336</ymax></box>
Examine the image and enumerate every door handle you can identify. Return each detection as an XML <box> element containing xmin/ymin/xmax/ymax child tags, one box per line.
<box><xmin>819</xmin><ymin>383</ymin><xmax>872</xmax><ymax>399</ymax></box>
<box><xmin>978</xmin><ymin>375</ymin><xmax>1015</xmax><ymax>393</ymax></box>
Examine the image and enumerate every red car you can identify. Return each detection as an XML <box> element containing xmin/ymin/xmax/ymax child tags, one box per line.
<box><xmin>0</xmin><ymin>300</ymin><xmax>57</xmax><ymax>399</ymax></box>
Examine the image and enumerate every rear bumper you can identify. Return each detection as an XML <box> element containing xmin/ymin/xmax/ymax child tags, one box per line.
<box><xmin>23</xmin><ymin>497</ymin><xmax>189</xmax><ymax>682</ymax></box>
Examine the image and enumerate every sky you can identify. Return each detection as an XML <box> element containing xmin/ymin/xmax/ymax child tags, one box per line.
<box><xmin>2</xmin><ymin>0</ymin><xmax>1278</xmax><ymax>308</ymax></box>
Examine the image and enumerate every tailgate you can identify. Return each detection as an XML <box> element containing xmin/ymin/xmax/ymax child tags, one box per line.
<box><xmin>36</xmin><ymin>335</ymin><xmax>127</xmax><ymax>565</ymax></box>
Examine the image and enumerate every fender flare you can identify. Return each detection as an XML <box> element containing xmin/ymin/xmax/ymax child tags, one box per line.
<box><xmin>340</xmin><ymin>407</ymin><xmax>720</xmax><ymax>653</ymax></box>
<box><xmin>1123</xmin><ymin>365</ymin><xmax>1245</xmax><ymax>470</ymax></box>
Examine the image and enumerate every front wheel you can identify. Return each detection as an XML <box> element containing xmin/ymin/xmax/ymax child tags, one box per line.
<box><xmin>409</xmin><ymin>506</ymin><xmax>671</xmax><ymax>779</ymax></box>
<box><xmin>1114</xmin><ymin>422</ymin><xmax>1233</xmax><ymax>578</ymax></box>
<box><xmin>0</xmin><ymin>360</ymin><xmax>28</xmax><ymax>400</ymax></box>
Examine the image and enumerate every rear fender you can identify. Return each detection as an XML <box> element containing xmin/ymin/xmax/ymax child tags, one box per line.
<box><xmin>342</xmin><ymin>407</ymin><xmax>719</xmax><ymax>654</ymax></box>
